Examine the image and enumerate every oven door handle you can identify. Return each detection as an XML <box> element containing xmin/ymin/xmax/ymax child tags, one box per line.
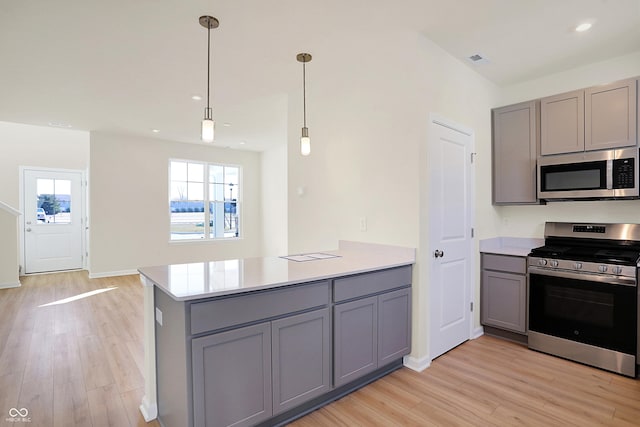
<box><xmin>528</xmin><ymin>266</ymin><xmax>637</xmax><ymax>287</ymax></box>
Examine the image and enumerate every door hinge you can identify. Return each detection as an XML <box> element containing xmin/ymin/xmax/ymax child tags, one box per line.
<box><xmin>470</xmin><ymin>152</ymin><xmax>477</xmax><ymax>163</ymax></box>
<box><xmin>470</xmin><ymin>302</ymin><xmax>474</xmax><ymax>312</ymax></box>
<box><xmin>471</xmin><ymin>228</ymin><xmax>475</xmax><ymax>238</ymax></box>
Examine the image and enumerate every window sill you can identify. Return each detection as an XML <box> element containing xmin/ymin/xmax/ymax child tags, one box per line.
<box><xmin>169</xmin><ymin>237</ymin><xmax>243</xmax><ymax>245</ymax></box>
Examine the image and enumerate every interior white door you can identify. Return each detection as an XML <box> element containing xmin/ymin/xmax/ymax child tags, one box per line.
<box><xmin>428</xmin><ymin>117</ymin><xmax>474</xmax><ymax>360</ymax></box>
<box><xmin>23</xmin><ymin>168</ymin><xmax>84</xmax><ymax>274</ymax></box>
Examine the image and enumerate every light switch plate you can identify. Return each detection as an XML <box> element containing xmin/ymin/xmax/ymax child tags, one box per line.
<box><xmin>155</xmin><ymin>307</ymin><xmax>163</xmax><ymax>326</ymax></box>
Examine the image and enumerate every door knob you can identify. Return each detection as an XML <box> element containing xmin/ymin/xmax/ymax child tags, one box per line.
<box><xmin>434</xmin><ymin>249</ymin><xmax>444</xmax><ymax>258</ymax></box>
<box><xmin>26</xmin><ymin>228</ymin><xmax>32</xmax><ymax>232</ymax></box>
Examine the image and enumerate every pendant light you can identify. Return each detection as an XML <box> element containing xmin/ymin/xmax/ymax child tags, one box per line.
<box><xmin>200</xmin><ymin>15</ymin><xmax>219</xmax><ymax>142</ymax></box>
<box><xmin>297</xmin><ymin>53</ymin><xmax>312</xmax><ymax>156</ymax></box>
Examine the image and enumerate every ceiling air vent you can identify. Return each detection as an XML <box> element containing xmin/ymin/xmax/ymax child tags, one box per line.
<box><xmin>467</xmin><ymin>53</ymin><xmax>489</xmax><ymax>64</ymax></box>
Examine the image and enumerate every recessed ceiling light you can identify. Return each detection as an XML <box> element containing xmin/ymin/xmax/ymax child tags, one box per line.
<box><xmin>152</xmin><ymin>129</ymin><xmax>160</xmax><ymax>133</ymax></box>
<box><xmin>239</xmin><ymin>141</ymin><xmax>246</xmax><ymax>145</ymax></box>
<box><xmin>192</xmin><ymin>95</ymin><xmax>202</xmax><ymax>101</ymax></box>
<box><xmin>575</xmin><ymin>22</ymin><xmax>592</xmax><ymax>32</ymax></box>
<box><xmin>223</xmin><ymin>122</ymin><xmax>231</xmax><ymax>127</ymax></box>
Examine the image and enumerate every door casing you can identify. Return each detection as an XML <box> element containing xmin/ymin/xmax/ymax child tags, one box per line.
<box><xmin>19</xmin><ymin>166</ymin><xmax>87</xmax><ymax>274</ymax></box>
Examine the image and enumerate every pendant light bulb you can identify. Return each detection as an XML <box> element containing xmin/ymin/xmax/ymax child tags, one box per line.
<box><xmin>297</xmin><ymin>53</ymin><xmax>312</xmax><ymax>156</ymax></box>
<box><xmin>199</xmin><ymin>16</ymin><xmax>219</xmax><ymax>142</ymax></box>
<box><xmin>300</xmin><ymin>127</ymin><xmax>310</xmax><ymax>156</ymax></box>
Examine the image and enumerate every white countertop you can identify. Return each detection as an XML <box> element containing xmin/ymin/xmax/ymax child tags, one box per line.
<box><xmin>138</xmin><ymin>241</ymin><xmax>415</xmax><ymax>301</ymax></box>
<box><xmin>479</xmin><ymin>237</ymin><xmax>544</xmax><ymax>257</ymax></box>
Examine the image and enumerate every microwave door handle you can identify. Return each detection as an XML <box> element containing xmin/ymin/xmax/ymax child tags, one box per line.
<box><xmin>606</xmin><ymin>159</ymin><xmax>613</xmax><ymax>190</ymax></box>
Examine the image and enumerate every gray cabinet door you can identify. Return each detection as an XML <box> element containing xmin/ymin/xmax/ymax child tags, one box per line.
<box><xmin>378</xmin><ymin>288</ymin><xmax>411</xmax><ymax>366</ymax></box>
<box><xmin>272</xmin><ymin>308</ymin><xmax>331</xmax><ymax>415</ymax></box>
<box><xmin>492</xmin><ymin>101</ymin><xmax>539</xmax><ymax>204</ymax></box>
<box><xmin>585</xmin><ymin>78</ymin><xmax>637</xmax><ymax>151</ymax></box>
<box><xmin>481</xmin><ymin>270</ymin><xmax>526</xmax><ymax>334</ymax></box>
<box><xmin>541</xmin><ymin>89</ymin><xmax>585</xmax><ymax>155</ymax></box>
<box><xmin>192</xmin><ymin>322</ymin><xmax>272</xmax><ymax>427</ymax></box>
<box><xmin>333</xmin><ymin>295</ymin><xmax>378</xmax><ymax>387</ymax></box>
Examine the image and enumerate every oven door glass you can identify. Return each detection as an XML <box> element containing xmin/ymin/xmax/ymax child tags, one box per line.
<box><xmin>529</xmin><ymin>272</ymin><xmax>637</xmax><ymax>355</ymax></box>
<box><xmin>540</xmin><ymin>160</ymin><xmax>607</xmax><ymax>192</ymax></box>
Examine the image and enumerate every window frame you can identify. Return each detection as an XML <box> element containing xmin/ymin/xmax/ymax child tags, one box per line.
<box><xmin>169</xmin><ymin>159</ymin><xmax>242</xmax><ymax>242</ymax></box>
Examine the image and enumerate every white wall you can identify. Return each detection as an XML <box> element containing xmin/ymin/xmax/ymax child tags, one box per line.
<box><xmin>0</xmin><ymin>121</ymin><xmax>89</xmax><ymax>285</ymax></box>
<box><xmin>261</xmin><ymin>143</ymin><xmax>288</xmax><ymax>256</ymax></box>
<box><xmin>288</xmin><ymin>29</ymin><xmax>425</xmax><ymax>253</ymax></box>
<box><xmin>499</xmin><ymin>51</ymin><xmax>640</xmax><ymax>106</ymax></box>
<box><xmin>0</xmin><ymin>121</ymin><xmax>89</xmax><ymax>209</ymax></box>
<box><xmin>286</xmin><ymin>29</ymin><xmax>499</xmax><ymax>362</ymax></box>
<box><xmin>89</xmin><ymin>132</ymin><xmax>263</xmax><ymax>276</ymax></box>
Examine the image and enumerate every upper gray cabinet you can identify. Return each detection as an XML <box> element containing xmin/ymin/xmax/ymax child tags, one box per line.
<box><xmin>540</xmin><ymin>90</ymin><xmax>584</xmax><ymax>155</ymax></box>
<box><xmin>492</xmin><ymin>101</ymin><xmax>540</xmax><ymax>205</ymax></box>
<box><xmin>541</xmin><ymin>78</ymin><xmax>637</xmax><ymax>155</ymax></box>
<box><xmin>585</xmin><ymin>78</ymin><xmax>637</xmax><ymax>151</ymax></box>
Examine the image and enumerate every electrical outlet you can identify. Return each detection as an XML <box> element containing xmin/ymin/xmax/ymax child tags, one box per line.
<box><xmin>155</xmin><ymin>307</ymin><xmax>163</xmax><ymax>326</ymax></box>
<box><xmin>359</xmin><ymin>217</ymin><xmax>367</xmax><ymax>232</ymax></box>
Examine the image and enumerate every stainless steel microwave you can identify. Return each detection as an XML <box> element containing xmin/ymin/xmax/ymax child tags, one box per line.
<box><xmin>537</xmin><ymin>147</ymin><xmax>638</xmax><ymax>200</ymax></box>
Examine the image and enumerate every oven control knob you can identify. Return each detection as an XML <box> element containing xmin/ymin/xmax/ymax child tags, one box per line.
<box><xmin>598</xmin><ymin>265</ymin><xmax>608</xmax><ymax>273</ymax></box>
<box><xmin>612</xmin><ymin>266</ymin><xmax>623</xmax><ymax>275</ymax></box>
<box><xmin>550</xmin><ymin>260</ymin><xmax>559</xmax><ymax>267</ymax></box>
<box><xmin>574</xmin><ymin>262</ymin><xmax>583</xmax><ymax>270</ymax></box>
<box><xmin>538</xmin><ymin>259</ymin><xmax>547</xmax><ymax>266</ymax></box>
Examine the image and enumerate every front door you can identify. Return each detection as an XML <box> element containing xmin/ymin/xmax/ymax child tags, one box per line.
<box><xmin>428</xmin><ymin>117</ymin><xmax>474</xmax><ymax>360</ymax></box>
<box><xmin>23</xmin><ymin>168</ymin><xmax>84</xmax><ymax>274</ymax></box>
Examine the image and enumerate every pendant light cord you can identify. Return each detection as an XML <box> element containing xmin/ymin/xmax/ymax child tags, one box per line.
<box><xmin>302</xmin><ymin>61</ymin><xmax>307</xmax><ymax>128</ymax></box>
<box><xmin>207</xmin><ymin>21</ymin><xmax>211</xmax><ymax>112</ymax></box>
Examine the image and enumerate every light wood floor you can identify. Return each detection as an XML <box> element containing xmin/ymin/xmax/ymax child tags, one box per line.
<box><xmin>0</xmin><ymin>271</ymin><xmax>160</xmax><ymax>427</ymax></box>
<box><xmin>292</xmin><ymin>336</ymin><xmax>640</xmax><ymax>426</ymax></box>
<box><xmin>2</xmin><ymin>271</ymin><xmax>639</xmax><ymax>427</ymax></box>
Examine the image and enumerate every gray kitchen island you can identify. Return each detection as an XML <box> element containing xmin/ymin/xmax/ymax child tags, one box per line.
<box><xmin>138</xmin><ymin>241</ymin><xmax>415</xmax><ymax>427</ymax></box>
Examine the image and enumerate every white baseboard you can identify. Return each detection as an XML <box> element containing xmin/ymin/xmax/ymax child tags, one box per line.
<box><xmin>404</xmin><ymin>328</ymin><xmax>484</xmax><ymax>373</ymax></box>
<box><xmin>472</xmin><ymin>326</ymin><xmax>484</xmax><ymax>339</ymax></box>
<box><xmin>89</xmin><ymin>269</ymin><xmax>139</xmax><ymax>279</ymax></box>
<box><xmin>0</xmin><ymin>281</ymin><xmax>21</xmax><ymax>289</ymax></box>
<box><xmin>403</xmin><ymin>354</ymin><xmax>431</xmax><ymax>372</ymax></box>
<box><xmin>139</xmin><ymin>396</ymin><xmax>157</xmax><ymax>422</ymax></box>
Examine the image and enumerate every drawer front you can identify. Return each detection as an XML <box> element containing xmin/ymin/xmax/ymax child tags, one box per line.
<box><xmin>333</xmin><ymin>266</ymin><xmax>412</xmax><ymax>302</ymax></box>
<box><xmin>190</xmin><ymin>281</ymin><xmax>330</xmax><ymax>335</ymax></box>
<box><xmin>481</xmin><ymin>254</ymin><xmax>526</xmax><ymax>275</ymax></box>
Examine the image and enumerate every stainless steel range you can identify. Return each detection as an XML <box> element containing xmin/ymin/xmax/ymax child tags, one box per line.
<box><xmin>528</xmin><ymin>222</ymin><xmax>640</xmax><ymax>377</ymax></box>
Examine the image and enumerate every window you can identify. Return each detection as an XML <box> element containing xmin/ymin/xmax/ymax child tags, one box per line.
<box><xmin>37</xmin><ymin>178</ymin><xmax>72</xmax><ymax>224</ymax></box>
<box><xmin>170</xmin><ymin>160</ymin><xmax>240</xmax><ymax>241</ymax></box>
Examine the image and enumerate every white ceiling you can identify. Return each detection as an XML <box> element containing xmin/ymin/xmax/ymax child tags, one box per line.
<box><xmin>1</xmin><ymin>0</ymin><xmax>639</xmax><ymax>151</ymax></box>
